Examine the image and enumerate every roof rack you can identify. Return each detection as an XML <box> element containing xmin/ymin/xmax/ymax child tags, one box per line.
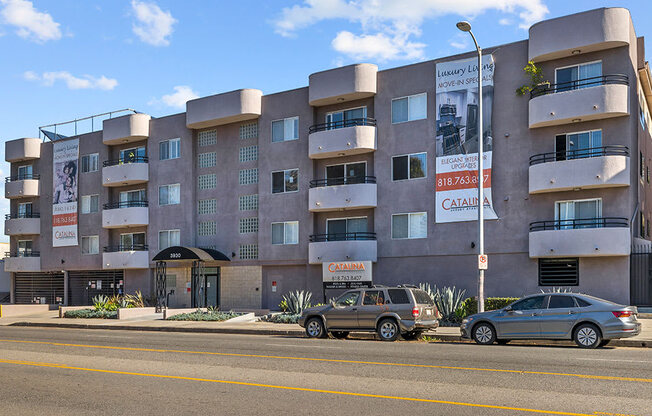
<box><xmin>371</xmin><ymin>284</ymin><xmax>387</xmax><ymax>288</ymax></box>
<box><xmin>397</xmin><ymin>284</ymin><xmax>418</xmax><ymax>288</ymax></box>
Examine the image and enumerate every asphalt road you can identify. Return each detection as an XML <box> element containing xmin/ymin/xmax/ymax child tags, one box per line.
<box><xmin>0</xmin><ymin>327</ymin><xmax>650</xmax><ymax>416</ymax></box>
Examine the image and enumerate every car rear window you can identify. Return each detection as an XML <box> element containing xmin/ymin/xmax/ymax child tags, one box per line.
<box><xmin>388</xmin><ymin>289</ymin><xmax>410</xmax><ymax>304</ymax></box>
<box><xmin>411</xmin><ymin>289</ymin><xmax>434</xmax><ymax>306</ymax></box>
<box><xmin>574</xmin><ymin>297</ymin><xmax>592</xmax><ymax>307</ymax></box>
<box><xmin>548</xmin><ymin>295</ymin><xmax>575</xmax><ymax>309</ymax></box>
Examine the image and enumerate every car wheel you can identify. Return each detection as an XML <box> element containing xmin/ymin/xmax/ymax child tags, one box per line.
<box><xmin>305</xmin><ymin>317</ymin><xmax>326</xmax><ymax>339</ymax></box>
<box><xmin>331</xmin><ymin>331</ymin><xmax>349</xmax><ymax>339</ymax></box>
<box><xmin>599</xmin><ymin>339</ymin><xmax>611</xmax><ymax>348</ymax></box>
<box><xmin>496</xmin><ymin>339</ymin><xmax>510</xmax><ymax>345</ymax></box>
<box><xmin>377</xmin><ymin>318</ymin><xmax>400</xmax><ymax>342</ymax></box>
<box><xmin>472</xmin><ymin>322</ymin><xmax>496</xmax><ymax>345</ymax></box>
<box><xmin>574</xmin><ymin>323</ymin><xmax>602</xmax><ymax>349</ymax></box>
<box><xmin>402</xmin><ymin>331</ymin><xmax>423</xmax><ymax>341</ymax></box>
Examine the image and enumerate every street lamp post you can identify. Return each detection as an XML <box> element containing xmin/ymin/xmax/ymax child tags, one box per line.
<box><xmin>456</xmin><ymin>21</ymin><xmax>485</xmax><ymax>313</ymax></box>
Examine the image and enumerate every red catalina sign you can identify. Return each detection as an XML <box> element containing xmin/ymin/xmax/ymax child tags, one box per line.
<box><xmin>323</xmin><ymin>261</ymin><xmax>372</xmax><ymax>289</ymax></box>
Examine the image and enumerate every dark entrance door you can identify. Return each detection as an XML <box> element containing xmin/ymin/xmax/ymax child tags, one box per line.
<box><xmin>191</xmin><ymin>267</ymin><xmax>220</xmax><ymax>308</ymax></box>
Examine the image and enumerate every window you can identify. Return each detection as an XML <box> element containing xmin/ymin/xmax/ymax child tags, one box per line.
<box><xmin>198</xmin><ymin>221</ymin><xmax>216</xmax><ymax>236</ymax></box>
<box><xmin>239</xmin><ymin>217</ymin><xmax>259</xmax><ymax>234</ymax></box>
<box><xmin>412</xmin><ymin>290</ymin><xmax>434</xmax><ymax>306</ymax></box>
<box><xmin>198</xmin><ymin>174</ymin><xmax>217</xmax><ymax>190</ymax></box>
<box><xmin>392</xmin><ymin>93</ymin><xmax>427</xmax><ymax>123</ymax></box>
<box><xmin>239</xmin><ymin>244</ymin><xmax>258</xmax><ymax>259</ymax></box>
<box><xmin>392</xmin><ymin>212</ymin><xmax>427</xmax><ymax>239</ymax></box>
<box><xmin>120</xmin><ymin>146</ymin><xmax>145</xmax><ymax>163</ymax></box>
<box><xmin>326</xmin><ymin>217</ymin><xmax>367</xmax><ymax>239</ymax></box>
<box><xmin>81</xmin><ymin>154</ymin><xmax>99</xmax><ymax>173</ymax></box>
<box><xmin>555</xmin><ymin>61</ymin><xmax>602</xmax><ymax>92</ymax></box>
<box><xmin>158</xmin><ymin>229</ymin><xmax>180</xmax><ymax>250</ymax></box>
<box><xmin>334</xmin><ymin>291</ymin><xmax>360</xmax><ymax>307</ymax></box>
<box><xmin>272</xmin><ymin>221</ymin><xmax>299</xmax><ymax>245</ymax></box>
<box><xmin>17</xmin><ymin>165</ymin><xmax>32</xmax><ymax>180</ymax></box>
<box><xmin>159</xmin><ymin>138</ymin><xmax>180</xmax><ymax>160</ymax></box>
<box><xmin>392</xmin><ymin>152</ymin><xmax>427</xmax><ymax>181</ymax></box>
<box><xmin>363</xmin><ymin>290</ymin><xmax>385</xmax><ymax>306</ymax></box>
<box><xmin>239</xmin><ymin>122</ymin><xmax>258</xmax><ymax>140</ymax></box>
<box><xmin>166</xmin><ymin>274</ymin><xmax>177</xmax><ymax>290</ymax></box>
<box><xmin>198</xmin><ymin>199</ymin><xmax>217</xmax><ymax>215</ymax></box>
<box><xmin>239</xmin><ymin>194</ymin><xmax>258</xmax><ymax>211</ymax></box>
<box><xmin>17</xmin><ymin>240</ymin><xmax>33</xmax><ymax>256</ymax></box>
<box><xmin>554</xmin><ymin>130</ymin><xmax>602</xmax><ymax>160</ymax></box>
<box><xmin>198</xmin><ymin>152</ymin><xmax>216</xmax><ymax>168</ymax></box>
<box><xmin>239</xmin><ymin>168</ymin><xmax>258</xmax><ymax>185</ymax></box>
<box><xmin>120</xmin><ymin>189</ymin><xmax>146</xmax><ymax>205</ymax></box>
<box><xmin>120</xmin><ymin>232</ymin><xmax>146</xmax><ymax>250</ymax></box>
<box><xmin>81</xmin><ymin>195</ymin><xmax>99</xmax><ymax>214</ymax></box>
<box><xmin>271</xmin><ymin>169</ymin><xmax>298</xmax><ymax>193</ymax></box>
<box><xmin>511</xmin><ymin>296</ymin><xmax>546</xmax><ymax>310</ymax></box>
<box><xmin>326</xmin><ymin>107</ymin><xmax>366</xmax><ymax>128</ymax></box>
<box><xmin>641</xmin><ymin>212</ymin><xmax>646</xmax><ymax>238</ymax></box>
<box><xmin>539</xmin><ymin>259</ymin><xmax>579</xmax><ymax>286</ymax></box>
<box><xmin>17</xmin><ymin>202</ymin><xmax>32</xmax><ymax>218</ymax></box>
<box><xmin>159</xmin><ymin>184</ymin><xmax>180</xmax><ymax>205</ymax></box>
<box><xmin>239</xmin><ymin>145</ymin><xmax>258</xmax><ymax>162</ymax></box>
<box><xmin>387</xmin><ymin>289</ymin><xmax>410</xmax><ymax>304</ymax></box>
<box><xmin>81</xmin><ymin>236</ymin><xmax>99</xmax><ymax>255</ymax></box>
<box><xmin>575</xmin><ymin>297</ymin><xmax>592</xmax><ymax>307</ymax></box>
<box><xmin>272</xmin><ymin>117</ymin><xmax>299</xmax><ymax>142</ymax></box>
<box><xmin>641</xmin><ymin>152</ymin><xmax>645</xmax><ymax>178</ymax></box>
<box><xmin>325</xmin><ymin>162</ymin><xmax>366</xmax><ymax>185</ymax></box>
<box><xmin>198</xmin><ymin>130</ymin><xmax>217</xmax><ymax>147</ymax></box>
<box><xmin>548</xmin><ymin>295</ymin><xmax>576</xmax><ymax>309</ymax></box>
<box><xmin>555</xmin><ymin>199</ymin><xmax>601</xmax><ymax>229</ymax></box>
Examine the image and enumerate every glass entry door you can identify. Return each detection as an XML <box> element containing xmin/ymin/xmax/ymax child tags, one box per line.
<box><xmin>192</xmin><ymin>267</ymin><xmax>220</xmax><ymax>308</ymax></box>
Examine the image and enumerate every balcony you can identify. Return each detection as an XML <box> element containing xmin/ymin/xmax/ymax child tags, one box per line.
<box><xmin>5</xmin><ymin>138</ymin><xmax>41</xmax><ymax>162</ymax></box>
<box><xmin>186</xmin><ymin>89</ymin><xmax>262</xmax><ymax>129</ymax></box>
<box><xmin>309</xmin><ymin>63</ymin><xmax>377</xmax><ymax>106</ymax></box>
<box><xmin>529</xmin><ymin>146</ymin><xmax>630</xmax><ymax>194</ymax></box>
<box><xmin>103</xmin><ymin>245</ymin><xmax>149</xmax><ymax>269</ymax></box>
<box><xmin>5</xmin><ymin>174</ymin><xmax>40</xmax><ymax>199</ymax></box>
<box><xmin>528</xmin><ymin>8</ymin><xmax>630</xmax><ymax>62</ymax></box>
<box><xmin>4</xmin><ymin>252</ymin><xmax>41</xmax><ymax>272</ymax></box>
<box><xmin>102</xmin><ymin>113</ymin><xmax>151</xmax><ymax>145</ymax></box>
<box><xmin>308</xmin><ymin>232</ymin><xmax>377</xmax><ymax>264</ymax></box>
<box><xmin>5</xmin><ymin>213</ymin><xmax>40</xmax><ymax>235</ymax></box>
<box><xmin>309</xmin><ymin>177</ymin><xmax>377</xmax><ymax>212</ymax></box>
<box><xmin>529</xmin><ymin>75</ymin><xmax>629</xmax><ymax>128</ymax></box>
<box><xmin>102</xmin><ymin>201</ymin><xmax>149</xmax><ymax>229</ymax></box>
<box><xmin>102</xmin><ymin>157</ymin><xmax>149</xmax><ymax>187</ymax></box>
<box><xmin>308</xmin><ymin>119</ymin><xmax>377</xmax><ymax>159</ymax></box>
<box><xmin>529</xmin><ymin>218</ymin><xmax>630</xmax><ymax>258</ymax></box>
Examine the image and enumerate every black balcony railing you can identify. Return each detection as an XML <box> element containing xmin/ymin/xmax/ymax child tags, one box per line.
<box><xmin>5</xmin><ymin>213</ymin><xmax>40</xmax><ymax>220</ymax></box>
<box><xmin>530</xmin><ymin>74</ymin><xmax>629</xmax><ymax>99</ymax></box>
<box><xmin>103</xmin><ymin>200</ymin><xmax>149</xmax><ymax>210</ymax></box>
<box><xmin>310</xmin><ymin>176</ymin><xmax>377</xmax><ymax>188</ymax></box>
<box><xmin>529</xmin><ymin>217</ymin><xmax>629</xmax><ymax>232</ymax></box>
<box><xmin>5</xmin><ymin>174</ymin><xmax>40</xmax><ymax>182</ymax></box>
<box><xmin>309</xmin><ymin>118</ymin><xmax>376</xmax><ymax>134</ymax></box>
<box><xmin>309</xmin><ymin>232</ymin><xmax>377</xmax><ymax>242</ymax></box>
<box><xmin>6</xmin><ymin>251</ymin><xmax>40</xmax><ymax>258</ymax></box>
<box><xmin>529</xmin><ymin>145</ymin><xmax>629</xmax><ymax>166</ymax></box>
<box><xmin>103</xmin><ymin>156</ymin><xmax>149</xmax><ymax>167</ymax></box>
<box><xmin>103</xmin><ymin>244</ymin><xmax>148</xmax><ymax>252</ymax></box>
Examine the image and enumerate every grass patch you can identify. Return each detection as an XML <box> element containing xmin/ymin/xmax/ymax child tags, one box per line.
<box><xmin>63</xmin><ymin>309</ymin><xmax>117</xmax><ymax>319</ymax></box>
<box><xmin>420</xmin><ymin>335</ymin><xmax>441</xmax><ymax>342</ymax></box>
<box><xmin>166</xmin><ymin>310</ymin><xmax>240</xmax><ymax>321</ymax></box>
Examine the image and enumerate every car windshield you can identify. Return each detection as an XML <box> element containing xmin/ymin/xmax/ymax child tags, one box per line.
<box><xmin>335</xmin><ymin>292</ymin><xmax>360</xmax><ymax>307</ymax></box>
<box><xmin>411</xmin><ymin>290</ymin><xmax>434</xmax><ymax>306</ymax></box>
<box><xmin>511</xmin><ymin>296</ymin><xmax>545</xmax><ymax>311</ymax></box>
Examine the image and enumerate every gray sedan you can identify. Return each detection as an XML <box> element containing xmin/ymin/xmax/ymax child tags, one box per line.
<box><xmin>460</xmin><ymin>293</ymin><xmax>641</xmax><ymax>348</ymax></box>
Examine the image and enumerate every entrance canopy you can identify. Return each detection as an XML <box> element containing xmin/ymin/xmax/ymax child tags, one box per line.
<box><xmin>152</xmin><ymin>246</ymin><xmax>231</xmax><ymax>262</ymax></box>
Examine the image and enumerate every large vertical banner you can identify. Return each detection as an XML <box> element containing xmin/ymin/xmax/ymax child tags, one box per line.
<box><xmin>52</xmin><ymin>139</ymin><xmax>79</xmax><ymax>246</ymax></box>
<box><xmin>435</xmin><ymin>55</ymin><xmax>498</xmax><ymax>223</ymax></box>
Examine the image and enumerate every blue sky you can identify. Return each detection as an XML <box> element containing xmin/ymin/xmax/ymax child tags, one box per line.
<box><xmin>0</xmin><ymin>0</ymin><xmax>650</xmax><ymax>223</ymax></box>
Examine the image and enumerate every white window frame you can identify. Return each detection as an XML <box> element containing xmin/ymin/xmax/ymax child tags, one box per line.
<box><xmin>391</xmin><ymin>212</ymin><xmax>428</xmax><ymax>240</ymax></box>
<box><xmin>159</xmin><ymin>138</ymin><xmax>181</xmax><ymax>161</ymax></box>
<box><xmin>554</xmin><ymin>60</ymin><xmax>603</xmax><ymax>84</ymax></box>
<box><xmin>271</xmin><ymin>168</ymin><xmax>299</xmax><ymax>194</ymax></box>
<box><xmin>158</xmin><ymin>229</ymin><xmax>180</xmax><ymax>250</ymax></box>
<box><xmin>81</xmin><ymin>194</ymin><xmax>99</xmax><ymax>214</ymax></box>
<box><xmin>554</xmin><ymin>198</ymin><xmax>602</xmax><ymax>225</ymax></box>
<box><xmin>271</xmin><ymin>116</ymin><xmax>299</xmax><ymax>142</ymax></box>
<box><xmin>271</xmin><ymin>221</ymin><xmax>299</xmax><ymax>245</ymax></box>
<box><xmin>158</xmin><ymin>183</ymin><xmax>180</xmax><ymax>206</ymax></box>
<box><xmin>81</xmin><ymin>235</ymin><xmax>99</xmax><ymax>255</ymax></box>
<box><xmin>391</xmin><ymin>152</ymin><xmax>427</xmax><ymax>181</ymax></box>
<box><xmin>119</xmin><ymin>232</ymin><xmax>146</xmax><ymax>250</ymax></box>
<box><xmin>391</xmin><ymin>93</ymin><xmax>427</xmax><ymax>124</ymax></box>
<box><xmin>18</xmin><ymin>202</ymin><xmax>32</xmax><ymax>218</ymax></box>
<box><xmin>81</xmin><ymin>153</ymin><xmax>99</xmax><ymax>173</ymax></box>
<box><xmin>17</xmin><ymin>165</ymin><xmax>32</xmax><ymax>179</ymax></box>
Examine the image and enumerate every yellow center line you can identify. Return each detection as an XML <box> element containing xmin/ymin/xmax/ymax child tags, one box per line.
<box><xmin>0</xmin><ymin>338</ymin><xmax>650</xmax><ymax>384</ymax></box>
<box><xmin>0</xmin><ymin>358</ymin><xmax>606</xmax><ymax>416</ymax></box>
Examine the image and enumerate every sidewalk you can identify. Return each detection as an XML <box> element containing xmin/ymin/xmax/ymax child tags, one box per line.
<box><xmin>1</xmin><ymin>311</ymin><xmax>650</xmax><ymax>348</ymax></box>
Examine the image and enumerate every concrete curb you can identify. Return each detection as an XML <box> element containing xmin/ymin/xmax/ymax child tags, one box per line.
<box><xmin>8</xmin><ymin>321</ymin><xmax>651</xmax><ymax>348</ymax></box>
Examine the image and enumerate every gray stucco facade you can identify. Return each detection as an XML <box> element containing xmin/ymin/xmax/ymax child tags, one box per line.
<box><xmin>4</xmin><ymin>7</ymin><xmax>652</xmax><ymax>308</ymax></box>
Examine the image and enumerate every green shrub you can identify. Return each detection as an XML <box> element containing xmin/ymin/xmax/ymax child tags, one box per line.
<box><xmin>264</xmin><ymin>313</ymin><xmax>301</xmax><ymax>324</ymax></box>
<box><xmin>278</xmin><ymin>299</ymin><xmax>288</xmax><ymax>312</ymax></box>
<box><xmin>166</xmin><ymin>310</ymin><xmax>240</xmax><ymax>321</ymax></box>
<box><xmin>419</xmin><ymin>283</ymin><xmax>466</xmax><ymax>326</ymax></box>
<box><xmin>64</xmin><ymin>309</ymin><xmax>117</xmax><ymax>319</ymax></box>
<box><xmin>281</xmin><ymin>290</ymin><xmax>312</xmax><ymax>314</ymax></box>
<box><xmin>456</xmin><ymin>297</ymin><xmax>519</xmax><ymax>319</ymax></box>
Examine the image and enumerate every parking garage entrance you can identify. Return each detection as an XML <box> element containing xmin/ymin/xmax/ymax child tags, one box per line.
<box><xmin>152</xmin><ymin>246</ymin><xmax>230</xmax><ymax>311</ymax></box>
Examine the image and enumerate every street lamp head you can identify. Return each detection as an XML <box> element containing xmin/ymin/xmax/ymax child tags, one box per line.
<box><xmin>456</xmin><ymin>21</ymin><xmax>472</xmax><ymax>32</ymax></box>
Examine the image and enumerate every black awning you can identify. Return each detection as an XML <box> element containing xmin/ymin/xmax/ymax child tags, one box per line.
<box><xmin>152</xmin><ymin>246</ymin><xmax>231</xmax><ymax>262</ymax></box>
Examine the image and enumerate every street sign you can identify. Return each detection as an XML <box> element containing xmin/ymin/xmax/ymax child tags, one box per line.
<box><xmin>478</xmin><ymin>254</ymin><xmax>488</xmax><ymax>270</ymax></box>
<box><xmin>322</xmin><ymin>261</ymin><xmax>372</xmax><ymax>289</ymax></box>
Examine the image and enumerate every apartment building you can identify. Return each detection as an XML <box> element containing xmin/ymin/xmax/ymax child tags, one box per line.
<box><xmin>4</xmin><ymin>7</ymin><xmax>652</xmax><ymax>308</ymax></box>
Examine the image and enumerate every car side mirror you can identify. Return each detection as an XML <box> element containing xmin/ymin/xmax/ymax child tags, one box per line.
<box><xmin>504</xmin><ymin>305</ymin><xmax>513</xmax><ymax>312</ymax></box>
<box><xmin>385</xmin><ymin>299</ymin><xmax>391</xmax><ymax>304</ymax></box>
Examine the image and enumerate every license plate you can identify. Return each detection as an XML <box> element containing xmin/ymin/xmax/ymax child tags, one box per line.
<box><xmin>426</xmin><ymin>309</ymin><xmax>432</xmax><ymax>316</ymax></box>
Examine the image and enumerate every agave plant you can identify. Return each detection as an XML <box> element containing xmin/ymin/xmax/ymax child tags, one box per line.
<box><xmin>92</xmin><ymin>294</ymin><xmax>109</xmax><ymax>311</ymax></box>
<box><xmin>281</xmin><ymin>290</ymin><xmax>313</xmax><ymax>315</ymax></box>
<box><xmin>432</xmin><ymin>285</ymin><xmax>466</xmax><ymax>325</ymax></box>
<box><xmin>418</xmin><ymin>283</ymin><xmax>437</xmax><ymax>303</ymax></box>
<box><xmin>540</xmin><ymin>287</ymin><xmax>573</xmax><ymax>293</ymax></box>
<box><xmin>124</xmin><ymin>291</ymin><xmax>146</xmax><ymax>308</ymax></box>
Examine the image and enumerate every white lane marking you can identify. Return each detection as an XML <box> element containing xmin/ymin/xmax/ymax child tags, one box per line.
<box><xmin>264</xmin><ymin>343</ymin><xmax>341</xmax><ymax>349</ymax></box>
<box><xmin>576</xmin><ymin>358</ymin><xmax>652</xmax><ymax>363</ymax></box>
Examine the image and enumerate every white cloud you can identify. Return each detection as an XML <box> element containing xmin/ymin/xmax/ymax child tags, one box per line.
<box><xmin>274</xmin><ymin>0</ymin><xmax>549</xmax><ymax>61</ymax></box>
<box><xmin>149</xmin><ymin>85</ymin><xmax>199</xmax><ymax>109</ymax></box>
<box><xmin>131</xmin><ymin>0</ymin><xmax>176</xmax><ymax>46</ymax></box>
<box><xmin>499</xmin><ymin>18</ymin><xmax>512</xmax><ymax>26</ymax></box>
<box><xmin>0</xmin><ymin>0</ymin><xmax>61</xmax><ymax>42</ymax></box>
<box><xmin>24</xmin><ymin>71</ymin><xmax>118</xmax><ymax>90</ymax></box>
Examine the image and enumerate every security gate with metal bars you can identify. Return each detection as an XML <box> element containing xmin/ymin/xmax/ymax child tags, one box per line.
<box><xmin>67</xmin><ymin>270</ymin><xmax>125</xmax><ymax>306</ymax></box>
<box><xmin>14</xmin><ymin>272</ymin><xmax>64</xmax><ymax>304</ymax></box>
<box><xmin>630</xmin><ymin>245</ymin><xmax>652</xmax><ymax>306</ymax></box>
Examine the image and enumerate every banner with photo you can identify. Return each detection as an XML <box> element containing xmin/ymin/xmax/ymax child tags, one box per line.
<box><xmin>435</xmin><ymin>55</ymin><xmax>498</xmax><ymax>223</ymax></box>
<box><xmin>52</xmin><ymin>139</ymin><xmax>79</xmax><ymax>247</ymax></box>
